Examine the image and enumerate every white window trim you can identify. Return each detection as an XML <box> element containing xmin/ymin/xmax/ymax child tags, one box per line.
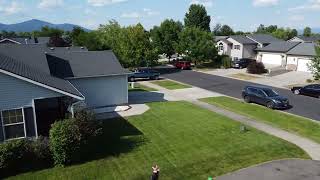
<box><xmin>1</xmin><ymin>107</ymin><xmax>27</xmax><ymax>141</ymax></box>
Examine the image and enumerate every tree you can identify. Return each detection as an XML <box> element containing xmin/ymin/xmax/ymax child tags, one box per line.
<box><xmin>73</xmin><ymin>31</ymin><xmax>105</xmax><ymax>50</ymax></box>
<box><xmin>176</xmin><ymin>27</ymin><xmax>217</xmax><ymax>64</ymax></box>
<box><xmin>309</xmin><ymin>46</ymin><xmax>320</xmax><ymax>80</ymax></box>
<box><xmin>303</xmin><ymin>27</ymin><xmax>312</xmax><ymax>37</ymax></box>
<box><xmin>213</xmin><ymin>24</ymin><xmax>234</xmax><ymax>36</ymax></box>
<box><xmin>256</xmin><ymin>24</ymin><xmax>277</xmax><ymax>34</ymax></box>
<box><xmin>150</xmin><ymin>19</ymin><xmax>183</xmax><ymax>59</ymax></box>
<box><xmin>184</xmin><ymin>4</ymin><xmax>211</xmax><ymax>31</ymax></box>
<box><xmin>117</xmin><ymin>24</ymin><xmax>157</xmax><ymax>67</ymax></box>
<box><xmin>272</xmin><ymin>28</ymin><xmax>295</xmax><ymax>40</ymax></box>
<box><xmin>289</xmin><ymin>29</ymin><xmax>298</xmax><ymax>39</ymax></box>
<box><xmin>70</xmin><ymin>26</ymin><xmax>85</xmax><ymax>43</ymax></box>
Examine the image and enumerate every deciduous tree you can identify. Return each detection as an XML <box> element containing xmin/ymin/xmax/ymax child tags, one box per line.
<box><xmin>184</xmin><ymin>4</ymin><xmax>211</xmax><ymax>31</ymax></box>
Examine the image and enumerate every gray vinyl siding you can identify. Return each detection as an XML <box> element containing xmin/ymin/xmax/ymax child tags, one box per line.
<box><xmin>243</xmin><ymin>44</ymin><xmax>257</xmax><ymax>59</ymax></box>
<box><xmin>0</xmin><ymin>115</ymin><xmax>3</xmax><ymax>141</ymax></box>
<box><xmin>24</xmin><ymin>107</ymin><xmax>36</xmax><ymax>137</ymax></box>
<box><xmin>0</xmin><ymin>72</ymin><xmax>64</xmax><ymax>110</ymax></box>
<box><xmin>69</xmin><ymin>75</ymin><xmax>128</xmax><ymax>108</ymax></box>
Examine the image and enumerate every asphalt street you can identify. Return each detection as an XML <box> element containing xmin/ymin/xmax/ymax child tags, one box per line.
<box><xmin>160</xmin><ymin>69</ymin><xmax>320</xmax><ymax>121</ymax></box>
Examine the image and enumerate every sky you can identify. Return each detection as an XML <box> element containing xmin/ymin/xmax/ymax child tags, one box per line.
<box><xmin>0</xmin><ymin>0</ymin><xmax>319</xmax><ymax>31</ymax></box>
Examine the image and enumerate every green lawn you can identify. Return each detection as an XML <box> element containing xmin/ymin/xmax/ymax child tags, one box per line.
<box><xmin>152</xmin><ymin>80</ymin><xmax>192</xmax><ymax>90</ymax></box>
<box><xmin>201</xmin><ymin>96</ymin><xmax>320</xmax><ymax>144</ymax></box>
<box><xmin>8</xmin><ymin>102</ymin><xmax>308</xmax><ymax>180</ymax></box>
<box><xmin>128</xmin><ymin>83</ymin><xmax>157</xmax><ymax>92</ymax></box>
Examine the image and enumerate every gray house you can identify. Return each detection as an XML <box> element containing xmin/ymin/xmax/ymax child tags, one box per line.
<box><xmin>256</xmin><ymin>42</ymin><xmax>317</xmax><ymax>72</ymax></box>
<box><xmin>0</xmin><ymin>44</ymin><xmax>129</xmax><ymax>141</ymax></box>
<box><xmin>288</xmin><ymin>36</ymin><xmax>320</xmax><ymax>43</ymax></box>
<box><xmin>0</xmin><ymin>37</ymin><xmax>50</xmax><ymax>45</ymax></box>
<box><xmin>216</xmin><ymin>34</ymin><xmax>283</xmax><ymax>60</ymax></box>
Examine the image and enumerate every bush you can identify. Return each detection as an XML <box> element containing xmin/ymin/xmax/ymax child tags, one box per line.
<box><xmin>49</xmin><ymin>119</ymin><xmax>81</xmax><ymax>167</ymax></box>
<box><xmin>247</xmin><ymin>61</ymin><xmax>268</xmax><ymax>74</ymax></box>
<box><xmin>0</xmin><ymin>139</ymin><xmax>28</xmax><ymax>171</ymax></box>
<box><xmin>0</xmin><ymin>137</ymin><xmax>52</xmax><ymax>178</ymax></box>
<box><xmin>221</xmin><ymin>56</ymin><xmax>232</xmax><ymax>69</ymax></box>
<box><xmin>50</xmin><ymin>110</ymin><xmax>102</xmax><ymax>167</ymax></box>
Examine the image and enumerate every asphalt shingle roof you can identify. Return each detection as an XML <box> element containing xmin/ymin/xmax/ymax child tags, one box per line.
<box><xmin>214</xmin><ymin>36</ymin><xmax>228</xmax><ymax>42</ymax></box>
<box><xmin>246</xmin><ymin>34</ymin><xmax>283</xmax><ymax>44</ymax></box>
<box><xmin>228</xmin><ymin>35</ymin><xmax>257</xmax><ymax>44</ymax></box>
<box><xmin>0</xmin><ymin>37</ymin><xmax>50</xmax><ymax>44</ymax></box>
<box><xmin>297</xmin><ymin>36</ymin><xmax>320</xmax><ymax>43</ymax></box>
<box><xmin>287</xmin><ymin>43</ymin><xmax>317</xmax><ymax>56</ymax></box>
<box><xmin>256</xmin><ymin>42</ymin><xmax>301</xmax><ymax>53</ymax></box>
<box><xmin>0</xmin><ymin>53</ymin><xmax>83</xmax><ymax>98</ymax></box>
<box><xmin>47</xmin><ymin>51</ymin><xmax>130</xmax><ymax>78</ymax></box>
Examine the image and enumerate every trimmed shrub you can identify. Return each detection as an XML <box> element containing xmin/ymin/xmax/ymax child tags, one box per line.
<box><xmin>49</xmin><ymin>119</ymin><xmax>81</xmax><ymax>167</ymax></box>
<box><xmin>0</xmin><ymin>137</ymin><xmax>52</xmax><ymax>178</ymax></box>
<box><xmin>0</xmin><ymin>139</ymin><xmax>28</xmax><ymax>170</ymax></box>
<box><xmin>221</xmin><ymin>56</ymin><xmax>232</xmax><ymax>69</ymax></box>
<box><xmin>247</xmin><ymin>61</ymin><xmax>268</xmax><ymax>74</ymax></box>
<box><xmin>50</xmin><ymin>110</ymin><xmax>102</xmax><ymax>167</ymax></box>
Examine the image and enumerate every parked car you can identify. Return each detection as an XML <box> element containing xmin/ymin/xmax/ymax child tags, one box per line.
<box><xmin>175</xmin><ymin>61</ymin><xmax>191</xmax><ymax>70</ymax></box>
<box><xmin>128</xmin><ymin>68</ymin><xmax>160</xmax><ymax>82</ymax></box>
<box><xmin>291</xmin><ymin>84</ymin><xmax>320</xmax><ymax>98</ymax></box>
<box><xmin>232</xmin><ymin>58</ymin><xmax>255</xmax><ymax>69</ymax></box>
<box><xmin>242</xmin><ymin>85</ymin><xmax>290</xmax><ymax>109</ymax></box>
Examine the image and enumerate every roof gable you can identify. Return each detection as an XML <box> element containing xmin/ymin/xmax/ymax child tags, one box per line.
<box><xmin>228</xmin><ymin>35</ymin><xmax>257</xmax><ymax>45</ymax></box>
<box><xmin>256</xmin><ymin>42</ymin><xmax>300</xmax><ymax>53</ymax></box>
<box><xmin>246</xmin><ymin>34</ymin><xmax>283</xmax><ymax>44</ymax></box>
<box><xmin>47</xmin><ymin>51</ymin><xmax>130</xmax><ymax>79</ymax></box>
<box><xmin>287</xmin><ymin>43</ymin><xmax>317</xmax><ymax>56</ymax></box>
<box><xmin>0</xmin><ymin>53</ymin><xmax>84</xmax><ymax>100</ymax></box>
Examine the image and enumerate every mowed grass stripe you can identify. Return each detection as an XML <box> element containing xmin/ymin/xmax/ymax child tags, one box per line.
<box><xmin>201</xmin><ymin>96</ymin><xmax>320</xmax><ymax>144</ymax></box>
<box><xmin>8</xmin><ymin>101</ymin><xmax>308</xmax><ymax>180</ymax></box>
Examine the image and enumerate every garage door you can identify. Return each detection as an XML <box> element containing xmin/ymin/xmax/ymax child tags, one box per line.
<box><xmin>297</xmin><ymin>58</ymin><xmax>312</xmax><ymax>72</ymax></box>
<box><xmin>261</xmin><ymin>53</ymin><xmax>282</xmax><ymax>65</ymax></box>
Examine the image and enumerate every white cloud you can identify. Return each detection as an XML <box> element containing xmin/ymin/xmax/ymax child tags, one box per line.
<box><xmin>289</xmin><ymin>15</ymin><xmax>305</xmax><ymax>21</ymax></box>
<box><xmin>87</xmin><ymin>0</ymin><xmax>127</xmax><ymax>7</ymax></box>
<box><xmin>38</xmin><ymin>0</ymin><xmax>63</xmax><ymax>9</ymax></box>
<box><xmin>288</xmin><ymin>0</ymin><xmax>320</xmax><ymax>12</ymax></box>
<box><xmin>190</xmin><ymin>0</ymin><xmax>213</xmax><ymax>8</ymax></box>
<box><xmin>121</xmin><ymin>12</ymin><xmax>141</xmax><ymax>18</ymax></box>
<box><xmin>253</xmin><ymin>0</ymin><xmax>279</xmax><ymax>7</ymax></box>
<box><xmin>121</xmin><ymin>8</ymin><xmax>159</xmax><ymax>19</ymax></box>
<box><xmin>0</xmin><ymin>1</ymin><xmax>23</xmax><ymax>15</ymax></box>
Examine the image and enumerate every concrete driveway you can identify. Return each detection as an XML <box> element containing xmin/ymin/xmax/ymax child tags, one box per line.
<box><xmin>218</xmin><ymin>159</ymin><xmax>320</xmax><ymax>180</ymax></box>
<box><xmin>200</xmin><ymin>69</ymin><xmax>313</xmax><ymax>89</ymax></box>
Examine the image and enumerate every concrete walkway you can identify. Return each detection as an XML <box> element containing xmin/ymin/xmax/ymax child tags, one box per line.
<box><xmin>140</xmin><ymin>81</ymin><xmax>320</xmax><ymax>160</ymax></box>
<box><xmin>217</xmin><ymin>159</ymin><xmax>320</xmax><ymax>180</ymax></box>
<box><xmin>191</xmin><ymin>100</ymin><xmax>320</xmax><ymax>160</ymax></box>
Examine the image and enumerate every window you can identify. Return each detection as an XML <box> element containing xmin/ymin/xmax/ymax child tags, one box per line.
<box><xmin>234</xmin><ymin>45</ymin><xmax>240</xmax><ymax>50</ymax></box>
<box><xmin>233</xmin><ymin>57</ymin><xmax>239</xmax><ymax>61</ymax></box>
<box><xmin>262</xmin><ymin>89</ymin><xmax>278</xmax><ymax>97</ymax></box>
<box><xmin>218</xmin><ymin>43</ymin><xmax>224</xmax><ymax>51</ymax></box>
<box><xmin>1</xmin><ymin>108</ymin><xmax>26</xmax><ymax>140</ymax></box>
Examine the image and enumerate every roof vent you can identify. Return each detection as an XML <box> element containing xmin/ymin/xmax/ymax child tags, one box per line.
<box><xmin>50</xmin><ymin>47</ymin><xmax>55</xmax><ymax>50</ymax></box>
<box><xmin>80</xmin><ymin>47</ymin><xmax>84</xmax><ymax>49</ymax></box>
<box><xmin>66</xmin><ymin>47</ymin><xmax>70</xmax><ymax>50</ymax></box>
<box><xmin>25</xmin><ymin>39</ymin><xmax>28</xmax><ymax>44</ymax></box>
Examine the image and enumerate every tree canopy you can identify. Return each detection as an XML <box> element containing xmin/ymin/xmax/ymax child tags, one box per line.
<box><xmin>213</xmin><ymin>24</ymin><xmax>235</xmax><ymax>36</ymax></box>
<box><xmin>184</xmin><ymin>4</ymin><xmax>211</xmax><ymax>31</ymax></box>
<box><xmin>150</xmin><ymin>19</ymin><xmax>183</xmax><ymax>58</ymax></box>
<box><xmin>176</xmin><ymin>27</ymin><xmax>217</xmax><ymax>63</ymax></box>
<box><xmin>303</xmin><ymin>27</ymin><xmax>312</xmax><ymax>37</ymax></box>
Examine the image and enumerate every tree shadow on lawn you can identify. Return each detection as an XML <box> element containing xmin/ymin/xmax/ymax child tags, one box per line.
<box><xmin>72</xmin><ymin>117</ymin><xmax>147</xmax><ymax>165</ymax></box>
<box><xmin>3</xmin><ymin>118</ymin><xmax>146</xmax><ymax>179</ymax></box>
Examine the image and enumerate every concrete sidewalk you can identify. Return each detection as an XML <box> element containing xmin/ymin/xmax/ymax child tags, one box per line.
<box><xmin>138</xmin><ymin>80</ymin><xmax>320</xmax><ymax>160</ymax></box>
<box><xmin>191</xmin><ymin>100</ymin><xmax>320</xmax><ymax>160</ymax></box>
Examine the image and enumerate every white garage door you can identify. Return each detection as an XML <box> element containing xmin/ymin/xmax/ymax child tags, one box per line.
<box><xmin>261</xmin><ymin>53</ymin><xmax>282</xmax><ymax>65</ymax></box>
<box><xmin>297</xmin><ymin>58</ymin><xmax>312</xmax><ymax>72</ymax></box>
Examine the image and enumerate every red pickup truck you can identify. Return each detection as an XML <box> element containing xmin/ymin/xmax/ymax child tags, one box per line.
<box><xmin>175</xmin><ymin>61</ymin><xmax>191</xmax><ymax>70</ymax></box>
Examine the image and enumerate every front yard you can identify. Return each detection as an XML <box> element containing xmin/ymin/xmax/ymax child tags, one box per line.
<box><xmin>201</xmin><ymin>96</ymin><xmax>320</xmax><ymax>144</ymax></box>
<box><xmin>128</xmin><ymin>82</ymin><xmax>157</xmax><ymax>92</ymax></box>
<box><xmin>9</xmin><ymin>101</ymin><xmax>308</xmax><ymax>180</ymax></box>
<box><xmin>152</xmin><ymin>80</ymin><xmax>192</xmax><ymax>90</ymax></box>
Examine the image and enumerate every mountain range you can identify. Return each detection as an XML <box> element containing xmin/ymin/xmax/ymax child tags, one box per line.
<box><xmin>0</xmin><ymin>19</ymin><xmax>90</xmax><ymax>32</ymax></box>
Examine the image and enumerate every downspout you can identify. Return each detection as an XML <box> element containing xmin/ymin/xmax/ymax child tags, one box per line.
<box><xmin>70</xmin><ymin>100</ymin><xmax>84</xmax><ymax>118</ymax></box>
